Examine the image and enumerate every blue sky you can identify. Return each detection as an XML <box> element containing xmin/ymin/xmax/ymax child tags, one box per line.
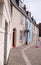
<box><xmin>23</xmin><ymin>0</ymin><xmax>41</xmax><ymax>24</ymax></box>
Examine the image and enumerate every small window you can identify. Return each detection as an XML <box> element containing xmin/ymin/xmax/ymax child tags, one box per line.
<box><xmin>19</xmin><ymin>0</ymin><xmax>23</xmax><ymax>8</ymax></box>
<box><xmin>26</xmin><ymin>21</ymin><xmax>28</xmax><ymax>28</ymax></box>
<box><xmin>0</xmin><ymin>16</ymin><xmax>2</xmax><ymax>27</ymax></box>
<box><xmin>20</xmin><ymin>31</ymin><xmax>23</xmax><ymax>41</ymax></box>
<box><xmin>29</xmin><ymin>32</ymin><xmax>30</xmax><ymax>38</ymax></box>
<box><xmin>29</xmin><ymin>23</ymin><xmax>31</xmax><ymax>28</ymax></box>
<box><xmin>20</xmin><ymin>14</ymin><xmax>24</xmax><ymax>25</ymax></box>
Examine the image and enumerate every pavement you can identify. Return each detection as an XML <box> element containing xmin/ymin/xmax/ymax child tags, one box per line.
<box><xmin>7</xmin><ymin>45</ymin><xmax>27</xmax><ymax>65</ymax></box>
<box><xmin>25</xmin><ymin>44</ymin><xmax>41</xmax><ymax>65</ymax></box>
<box><xmin>7</xmin><ymin>42</ymin><xmax>41</xmax><ymax>65</ymax></box>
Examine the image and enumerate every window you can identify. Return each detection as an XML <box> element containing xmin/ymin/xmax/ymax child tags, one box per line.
<box><xmin>0</xmin><ymin>16</ymin><xmax>2</xmax><ymax>27</ymax></box>
<box><xmin>26</xmin><ymin>21</ymin><xmax>28</xmax><ymax>28</ymax></box>
<box><xmin>34</xmin><ymin>25</ymin><xmax>35</xmax><ymax>30</ymax></box>
<box><xmin>29</xmin><ymin>22</ymin><xmax>31</xmax><ymax>28</ymax></box>
<box><xmin>20</xmin><ymin>31</ymin><xmax>23</xmax><ymax>41</ymax></box>
<box><xmin>20</xmin><ymin>14</ymin><xmax>24</xmax><ymax>25</ymax></box>
<box><xmin>29</xmin><ymin>31</ymin><xmax>31</xmax><ymax>38</ymax></box>
<box><xmin>19</xmin><ymin>0</ymin><xmax>23</xmax><ymax>8</ymax></box>
<box><xmin>8</xmin><ymin>0</ymin><xmax>10</xmax><ymax>7</ymax></box>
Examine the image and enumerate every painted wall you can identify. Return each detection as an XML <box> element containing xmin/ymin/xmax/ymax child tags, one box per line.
<box><xmin>0</xmin><ymin>3</ymin><xmax>5</xmax><ymax>65</ymax></box>
<box><xmin>3</xmin><ymin>0</ymin><xmax>11</xmax><ymax>63</ymax></box>
<box><xmin>0</xmin><ymin>0</ymin><xmax>11</xmax><ymax>65</ymax></box>
<box><xmin>32</xmin><ymin>24</ymin><xmax>39</xmax><ymax>42</ymax></box>
<box><xmin>39</xmin><ymin>37</ymin><xmax>41</xmax><ymax>43</ymax></box>
<box><xmin>0</xmin><ymin>28</ymin><xmax>4</xmax><ymax>65</ymax></box>
<box><xmin>26</xmin><ymin>19</ymin><xmax>32</xmax><ymax>44</ymax></box>
<box><xmin>0</xmin><ymin>1</ymin><xmax>26</xmax><ymax>64</ymax></box>
<box><xmin>11</xmin><ymin>6</ymin><xmax>26</xmax><ymax>47</ymax></box>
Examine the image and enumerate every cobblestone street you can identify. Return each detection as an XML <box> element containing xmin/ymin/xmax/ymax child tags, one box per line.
<box><xmin>7</xmin><ymin>42</ymin><xmax>41</xmax><ymax>65</ymax></box>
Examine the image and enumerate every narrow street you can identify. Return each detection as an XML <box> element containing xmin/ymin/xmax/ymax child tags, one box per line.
<box><xmin>7</xmin><ymin>42</ymin><xmax>41</xmax><ymax>65</ymax></box>
<box><xmin>0</xmin><ymin>0</ymin><xmax>41</xmax><ymax>65</ymax></box>
<box><xmin>7</xmin><ymin>45</ymin><xmax>27</xmax><ymax>65</ymax></box>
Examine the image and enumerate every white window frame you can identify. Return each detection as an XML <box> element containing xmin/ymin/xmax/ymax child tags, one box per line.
<box><xmin>20</xmin><ymin>14</ymin><xmax>24</xmax><ymax>25</ymax></box>
<box><xmin>20</xmin><ymin>31</ymin><xmax>23</xmax><ymax>41</ymax></box>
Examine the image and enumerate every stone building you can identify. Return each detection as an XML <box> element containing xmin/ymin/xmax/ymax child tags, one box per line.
<box><xmin>10</xmin><ymin>0</ymin><xmax>27</xmax><ymax>47</ymax></box>
<box><xmin>0</xmin><ymin>0</ymin><xmax>39</xmax><ymax>65</ymax></box>
<box><xmin>25</xmin><ymin>11</ymin><xmax>39</xmax><ymax>44</ymax></box>
<box><xmin>0</xmin><ymin>0</ymin><xmax>27</xmax><ymax>65</ymax></box>
<box><xmin>31</xmin><ymin>17</ymin><xmax>39</xmax><ymax>42</ymax></box>
<box><xmin>25</xmin><ymin>11</ymin><xmax>33</xmax><ymax>44</ymax></box>
<box><xmin>0</xmin><ymin>0</ymin><xmax>11</xmax><ymax>65</ymax></box>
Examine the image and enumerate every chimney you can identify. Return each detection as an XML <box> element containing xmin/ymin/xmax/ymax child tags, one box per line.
<box><xmin>16</xmin><ymin>0</ymin><xmax>19</xmax><ymax>6</ymax></box>
<box><xmin>23</xmin><ymin>5</ymin><xmax>26</xmax><ymax>11</ymax></box>
<box><xmin>31</xmin><ymin>16</ymin><xmax>33</xmax><ymax>21</ymax></box>
<box><xmin>26</xmin><ymin>11</ymin><xmax>31</xmax><ymax>17</ymax></box>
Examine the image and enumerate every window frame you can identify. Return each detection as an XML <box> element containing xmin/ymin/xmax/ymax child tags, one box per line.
<box><xmin>20</xmin><ymin>31</ymin><xmax>23</xmax><ymax>41</ymax></box>
<box><xmin>20</xmin><ymin>14</ymin><xmax>24</xmax><ymax>25</ymax></box>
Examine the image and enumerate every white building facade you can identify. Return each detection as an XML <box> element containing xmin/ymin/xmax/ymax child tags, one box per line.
<box><xmin>0</xmin><ymin>0</ymin><xmax>27</xmax><ymax>65</ymax></box>
<box><xmin>0</xmin><ymin>0</ymin><xmax>11</xmax><ymax>65</ymax></box>
<box><xmin>11</xmin><ymin>0</ymin><xmax>27</xmax><ymax>47</ymax></box>
<box><xmin>0</xmin><ymin>0</ymin><xmax>39</xmax><ymax>65</ymax></box>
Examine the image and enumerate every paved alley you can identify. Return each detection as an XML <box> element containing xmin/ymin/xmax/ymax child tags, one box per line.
<box><xmin>25</xmin><ymin>44</ymin><xmax>41</xmax><ymax>65</ymax></box>
<box><xmin>7</xmin><ymin>43</ymin><xmax>41</xmax><ymax>65</ymax></box>
<box><xmin>7</xmin><ymin>45</ymin><xmax>27</xmax><ymax>65</ymax></box>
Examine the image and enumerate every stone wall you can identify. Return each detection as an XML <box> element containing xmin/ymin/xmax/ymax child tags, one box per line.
<box><xmin>0</xmin><ymin>0</ymin><xmax>11</xmax><ymax>65</ymax></box>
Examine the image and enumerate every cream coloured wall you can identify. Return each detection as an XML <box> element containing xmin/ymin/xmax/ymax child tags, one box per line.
<box><xmin>0</xmin><ymin>1</ymin><xmax>39</xmax><ymax>65</ymax></box>
<box><xmin>0</xmin><ymin>3</ymin><xmax>3</xmax><ymax>27</ymax></box>
<box><xmin>0</xmin><ymin>3</ymin><xmax>4</xmax><ymax>65</ymax></box>
<box><xmin>0</xmin><ymin>0</ymin><xmax>11</xmax><ymax>65</ymax></box>
<box><xmin>0</xmin><ymin>28</ymin><xmax>5</xmax><ymax>65</ymax></box>
<box><xmin>34</xmin><ymin>26</ymin><xmax>39</xmax><ymax>41</ymax></box>
<box><xmin>3</xmin><ymin>0</ymin><xmax>11</xmax><ymax>63</ymax></box>
<box><xmin>32</xmin><ymin>24</ymin><xmax>39</xmax><ymax>42</ymax></box>
<box><xmin>11</xmin><ymin>6</ymin><xmax>26</xmax><ymax>47</ymax></box>
<box><xmin>39</xmin><ymin>37</ymin><xmax>41</xmax><ymax>43</ymax></box>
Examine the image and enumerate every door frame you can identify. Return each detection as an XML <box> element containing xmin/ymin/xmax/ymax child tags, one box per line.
<box><xmin>12</xmin><ymin>28</ymin><xmax>16</xmax><ymax>47</ymax></box>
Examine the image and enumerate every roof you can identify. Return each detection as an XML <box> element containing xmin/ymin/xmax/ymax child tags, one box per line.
<box><xmin>26</xmin><ymin>11</ymin><xmax>38</xmax><ymax>28</ymax></box>
<box><xmin>27</xmin><ymin>15</ymin><xmax>39</xmax><ymax>28</ymax></box>
<box><xmin>36</xmin><ymin>24</ymin><xmax>39</xmax><ymax>28</ymax></box>
<box><xmin>26</xmin><ymin>11</ymin><xmax>31</xmax><ymax>16</ymax></box>
<box><xmin>10</xmin><ymin>0</ymin><xmax>27</xmax><ymax>17</ymax></box>
<box><xmin>10</xmin><ymin>0</ymin><xmax>38</xmax><ymax>29</ymax></box>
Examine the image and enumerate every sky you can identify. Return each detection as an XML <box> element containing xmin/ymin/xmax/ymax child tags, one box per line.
<box><xmin>23</xmin><ymin>0</ymin><xmax>41</xmax><ymax>24</ymax></box>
